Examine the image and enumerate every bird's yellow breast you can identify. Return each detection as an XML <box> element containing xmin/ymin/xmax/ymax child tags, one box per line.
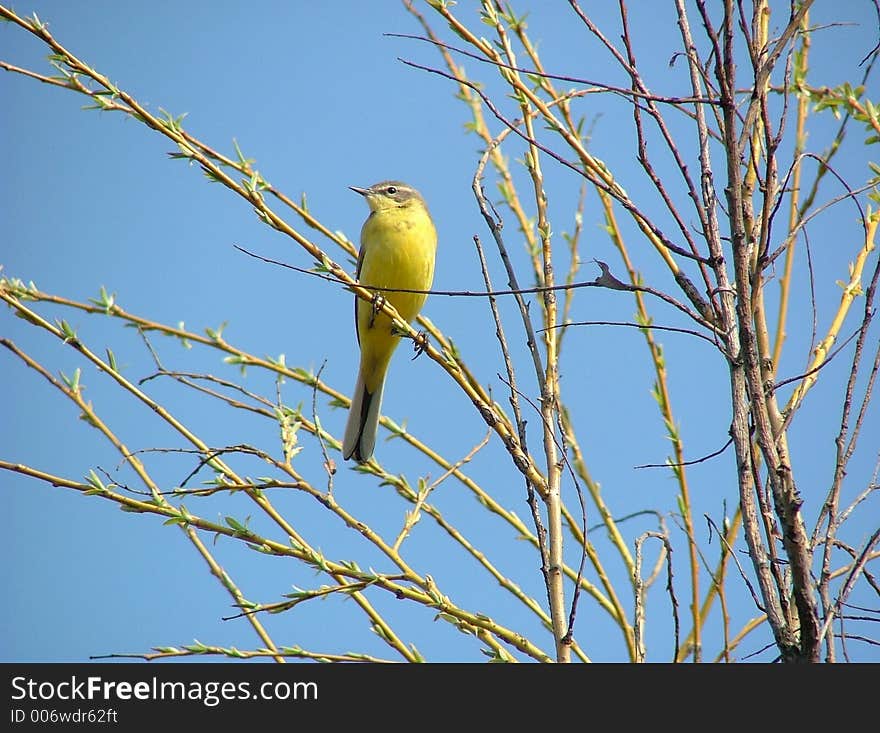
<box><xmin>355</xmin><ymin>203</ymin><xmax>437</xmax><ymax>388</ymax></box>
<box><xmin>359</xmin><ymin>206</ymin><xmax>437</xmax><ymax>318</ymax></box>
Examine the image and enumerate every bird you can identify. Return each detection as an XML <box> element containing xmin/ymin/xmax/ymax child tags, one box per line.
<box><xmin>342</xmin><ymin>181</ymin><xmax>437</xmax><ymax>462</ymax></box>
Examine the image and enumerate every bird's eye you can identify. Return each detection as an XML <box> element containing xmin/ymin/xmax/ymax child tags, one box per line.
<box><xmin>386</xmin><ymin>186</ymin><xmax>397</xmax><ymax>195</ymax></box>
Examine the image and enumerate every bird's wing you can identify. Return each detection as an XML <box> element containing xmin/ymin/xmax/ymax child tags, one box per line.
<box><xmin>353</xmin><ymin>233</ymin><xmax>369</xmax><ymax>347</ymax></box>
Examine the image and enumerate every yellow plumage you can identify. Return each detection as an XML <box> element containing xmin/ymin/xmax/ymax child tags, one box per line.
<box><xmin>343</xmin><ymin>181</ymin><xmax>437</xmax><ymax>462</ymax></box>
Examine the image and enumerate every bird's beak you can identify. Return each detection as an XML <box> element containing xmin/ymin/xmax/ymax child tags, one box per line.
<box><xmin>349</xmin><ymin>186</ymin><xmax>369</xmax><ymax>196</ymax></box>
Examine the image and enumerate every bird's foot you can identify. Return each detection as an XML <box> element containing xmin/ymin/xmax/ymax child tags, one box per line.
<box><xmin>369</xmin><ymin>291</ymin><xmax>386</xmax><ymax>328</ymax></box>
<box><xmin>412</xmin><ymin>330</ymin><xmax>429</xmax><ymax>359</ymax></box>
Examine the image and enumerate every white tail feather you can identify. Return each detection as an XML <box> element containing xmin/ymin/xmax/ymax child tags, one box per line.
<box><xmin>342</xmin><ymin>367</ymin><xmax>385</xmax><ymax>462</ymax></box>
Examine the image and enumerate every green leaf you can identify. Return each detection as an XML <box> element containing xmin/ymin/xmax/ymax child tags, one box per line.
<box><xmin>174</xmin><ymin>321</ymin><xmax>193</xmax><ymax>349</ymax></box>
<box><xmin>60</xmin><ymin>367</ymin><xmax>81</xmax><ymax>392</ymax></box>
<box><xmin>88</xmin><ymin>285</ymin><xmax>116</xmax><ymax>313</ymax></box>
<box><xmin>119</xmin><ymin>504</ymin><xmax>146</xmax><ymax>513</ymax></box>
<box><xmin>84</xmin><ymin>469</ymin><xmax>106</xmax><ymax>493</ymax></box>
<box><xmin>232</xmin><ymin>138</ymin><xmax>254</xmax><ymax>167</ymax></box>
<box><xmin>224</xmin><ymin>515</ymin><xmax>249</xmax><ymax>534</ymax></box>
<box><xmin>56</xmin><ymin>318</ymin><xmax>78</xmax><ymax>343</ymax></box>
<box><xmin>158</xmin><ymin>107</ymin><xmax>188</xmax><ymax>132</ymax></box>
<box><xmin>205</xmin><ymin>322</ymin><xmax>227</xmax><ymax>341</ymax></box>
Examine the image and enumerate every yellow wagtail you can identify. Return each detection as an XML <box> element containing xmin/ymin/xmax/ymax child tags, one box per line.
<box><xmin>342</xmin><ymin>181</ymin><xmax>437</xmax><ymax>462</ymax></box>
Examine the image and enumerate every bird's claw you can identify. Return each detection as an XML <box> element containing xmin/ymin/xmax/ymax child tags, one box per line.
<box><xmin>369</xmin><ymin>291</ymin><xmax>386</xmax><ymax>328</ymax></box>
<box><xmin>412</xmin><ymin>330</ymin><xmax>429</xmax><ymax>359</ymax></box>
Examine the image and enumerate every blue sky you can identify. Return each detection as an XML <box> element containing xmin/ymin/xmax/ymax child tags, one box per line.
<box><xmin>2</xmin><ymin>1</ymin><xmax>878</xmax><ymax>663</ymax></box>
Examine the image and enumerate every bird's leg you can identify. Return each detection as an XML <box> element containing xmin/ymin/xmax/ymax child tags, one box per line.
<box><xmin>411</xmin><ymin>330</ymin><xmax>429</xmax><ymax>360</ymax></box>
<box><xmin>368</xmin><ymin>291</ymin><xmax>386</xmax><ymax>328</ymax></box>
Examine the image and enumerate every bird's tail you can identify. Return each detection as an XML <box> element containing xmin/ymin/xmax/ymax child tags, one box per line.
<box><xmin>342</xmin><ymin>366</ymin><xmax>385</xmax><ymax>462</ymax></box>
